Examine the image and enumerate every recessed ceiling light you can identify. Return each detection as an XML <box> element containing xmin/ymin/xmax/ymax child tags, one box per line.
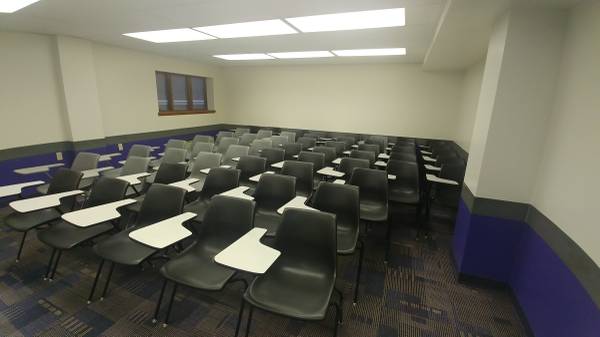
<box><xmin>0</xmin><ymin>0</ymin><xmax>41</xmax><ymax>13</ymax></box>
<box><xmin>268</xmin><ymin>51</ymin><xmax>334</xmax><ymax>59</ymax></box>
<box><xmin>214</xmin><ymin>54</ymin><xmax>275</xmax><ymax>61</ymax></box>
<box><xmin>123</xmin><ymin>29</ymin><xmax>215</xmax><ymax>43</ymax></box>
<box><xmin>285</xmin><ymin>8</ymin><xmax>405</xmax><ymax>32</ymax></box>
<box><xmin>195</xmin><ymin>19</ymin><xmax>297</xmax><ymax>39</ymax></box>
<box><xmin>332</xmin><ymin>48</ymin><xmax>407</xmax><ymax>57</ymax></box>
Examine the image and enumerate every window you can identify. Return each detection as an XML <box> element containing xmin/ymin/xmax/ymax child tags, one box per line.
<box><xmin>155</xmin><ymin>71</ymin><xmax>213</xmax><ymax>115</ymax></box>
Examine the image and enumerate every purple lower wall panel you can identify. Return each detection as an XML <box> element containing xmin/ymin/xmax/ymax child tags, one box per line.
<box><xmin>457</xmin><ymin>210</ymin><xmax>526</xmax><ymax>283</ymax></box>
<box><xmin>452</xmin><ymin>200</ymin><xmax>472</xmax><ymax>270</ymax></box>
<box><xmin>510</xmin><ymin>228</ymin><xmax>600</xmax><ymax>337</ymax></box>
<box><xmin>454</xmin><ymin>196</ymin><xmax>600</xmax><ymax>337</ymax></box>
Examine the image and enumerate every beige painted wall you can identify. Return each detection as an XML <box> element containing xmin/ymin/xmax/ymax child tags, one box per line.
<box><xmin>0</xmin><ymin>32</ymin><xmax>70</xmax><ymax>149</ymax></box>
<box><xmin>92</xmin><ymin>43</ymin><xmax>226</xmax><ymax>137</ymax></box>
<box><xmin>56</xmin><ymin>36</ymin><xmax>105</xmax><ymax>141</ymax></box>
<box><xmin>531</xmin><ymin>2</ymin><xmax>600</xmax><ymax>265</ymax></box>
<box><xmin>455</xmin><ymin>61</ymin><xmax>484</xmax><ymax>152</ymax></box>
<box><xmin>0</xmin><ymin>31</ymin><xmax>228</xmax><ymax>149</ymax></box>
<box><xmin>223</xmin><ymin>63</ymin><xmax>464</xmax><ymax>140</ymax></box>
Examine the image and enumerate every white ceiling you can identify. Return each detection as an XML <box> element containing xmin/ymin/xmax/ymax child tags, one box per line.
<box><xmin>0</xmin><ymin>0</ymin><xmax>447</xmax><ymax>66</ymax></box>
<box><xmin>423</xmin><ymin>0</ymin><xmax>583</xmax><ymax>70</ymax></box>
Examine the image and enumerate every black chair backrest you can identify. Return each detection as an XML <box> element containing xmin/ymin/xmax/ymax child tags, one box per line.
<box><xmin>202</xmin><ymin>195</ymin><xmax>255</xmax><ymax>241</ymax></box>
<box><xmin>312</xmin><ymin>146</ymin><xmax>336</xmax><ymax>164</ymax></box>
<box><xmin>338</xmin><ymin>158</ymin><xmax>370</xmax><ymax>180</ymax></box>
<box><xmin>201</xmin><ymin>168</ymin><xmax>241</xmax><ymax>198</ymax></box>
<box><xmin>297</xmin><ymin>151</ymin><xmax>325</xmax><ymax>172</ymax></box>
<box><xmin>128</xmin><ymin>144</ymin><xmax>152</xmax><ymax>158</ymax></box>
<box><xmin>255</xmin><ymin>174</ymin><xmax>296</xmax><ymax>209</ymax></box>
<box><xmin>441</xmin><ymin>163</ymin><xmax>466</xmax><ymax>184</ymax></box>
<box><xmin>358</xmin><ymin>143</ymin><xmax>380</xmax><ymax>155</ymax></box>
<box><xmin>312</xmin><ymin>183</ymin><xmax>359</xmax><ymax>240</ymax></box>
<box><xmin>282</xmin><ymin>143</ymin><xmax>302</xmax><ymax>160</ymax></box>
<box><xmin>137</xmin><ymin>184</ymin><xmax>186</xmax><ymax>227</ymax></box>
<box><xmin>260</xmin><ymin>148</ymin><xmax>285</xmax><ymax>166</ymax></box>
<box><xmin>86</xmin><ymin>177</ymin><xmax>129</xmax><ymax>207</ymax></box>
<box><xmin>47</xmin><ymin>168</ymin><xmax>83</xmax><ymax>210</ymax></box>
<box><xmin>392</xmin><ymin>146</ymin><xmax>415</xmax><ymax>154</ymax></box>
<box><xmin>154</xmin><ymin>163</ymin><xmax>188</xmax><ymax>184</ymax></box>
<box><xmin>390</xmin><ymin>152</ymin><xmax>416</xmax><ymax>162</ymax></box>
<box><xmin>297</xmin><ymin>137</ymin><xmax>316</xmax><ymax>149</ymax></box>
<box><xmin>386</xmin><ymin>160</ymin><xmax>420</xmax><ymax>193</ymax></box>
<box><xmin>350</xmin><ymin>150</ymin><xmax>376</xmax><ymax>166</ymax></box>
<box><xmin>336</xmin><ymin>136</ymin><xmax>356</xmax><ymax>149</ymax></box>
<box><xmin>324</xmin><ymin>141</ymin><xmax>346</xmax><ymax>155</ymax></box>
<box><xmin>349</xmin><ymin>168</ymin><xmax>388</xmax><ymax>204</ymax></box>
<box><xmin>237</xmin><ymin>156</ymin><xmax>267</xmax><ymax>181</ymax></box>
<box><xmin>367</xmin><ymin>137</ymin><xmax>387</xmax><ymax>153</ymax></box>
<box><xmin>48</xmin><ymin>168</ymin><xmax>83</xmax><ymax>194</ymax></box>
<box><xmin>281</xmin><ymin>161</ymin><xmax>313</xmax><ymax>196</ymax></box>
<box><xmin>276</xmin><ymin>209</ymin><xmax>336</xmax><ymax>274</ymax></box>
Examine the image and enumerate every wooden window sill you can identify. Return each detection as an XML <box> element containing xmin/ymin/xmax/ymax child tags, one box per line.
<box><xmin>159</xmin><ymin>110</ymin><xmax>216</xmax><ymax>116</ymax></box>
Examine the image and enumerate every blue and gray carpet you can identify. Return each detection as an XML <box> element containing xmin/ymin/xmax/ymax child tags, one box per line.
<box><xmin>0</xmin><ymin>204</ymin><xmax>529</xmax><ymax>337</ymax></box>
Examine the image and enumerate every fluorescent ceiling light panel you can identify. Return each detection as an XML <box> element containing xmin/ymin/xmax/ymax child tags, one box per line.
<box><xmin>268</xmin><ymin>51</ymin><xmax>334</xmax><ymax>59</ymax></box>
<box><xmin>123</xmin><ymin>29</ymin><xmax>215</xmax><ymax>43</ymax></box>
<box><xmin>195</xmin><ymin>19</ymin><xmax>297</xmax><ymax>38</ymax></box>
<box><xmin>0</xmin><ymin>0</ymin><xmax>41</xmax><ymax>13</ymax></box>
<box><xmin>333</xmin><ymin>48</ymin><xmax>406</xmax><ymax>57</ymax></box>
<box><xmin>214</xmin><ymin>54</ymin><xmax>274</xmax><ymax>61</ymax></box>
<box><xmin>285</xmin><ymin>8</ymin><xmax>405</xmax><ymax>32</ymax></box>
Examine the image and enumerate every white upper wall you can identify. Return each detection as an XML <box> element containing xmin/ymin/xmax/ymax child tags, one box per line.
<box><xmin>92</xmin><ymin>43</ymin><xmax>226</xmax><ymax>137</ymax></box>
<box><xmin>455</xmin><ymin>60</ymin><xmax>484</xmax><ymax>151</ymax></box>
<box><xmin>531</xmin><ymin>1</ymin><xmax>600</xmax><ymax>265</ymax></box>
<box><xmin>0</xmin><ymin>32</ymin><xmax>70</xmax><ymax>149</ymax></box>
<box><xmin>223</xmin><ymin>63</ymin><xmax>464</xmax><ymax>140</ymax></box>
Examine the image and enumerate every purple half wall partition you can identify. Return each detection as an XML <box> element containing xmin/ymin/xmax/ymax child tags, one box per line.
<box><xmin>453</xmin><ymin>190</ymin><xmax>600</xmax><ymax>337</ymax></box>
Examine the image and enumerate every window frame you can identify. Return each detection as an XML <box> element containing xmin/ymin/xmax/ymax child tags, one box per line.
<box><xmin>155</xmin><ymin>71</ymin><xmax>214</xmax><ymax>116</ymax></box>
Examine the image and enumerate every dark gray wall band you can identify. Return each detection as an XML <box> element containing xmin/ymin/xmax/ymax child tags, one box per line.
<box><xmin>0</xmin><ymin>124</ymin><xmax>227</xmax><ymax>161</ymax></box>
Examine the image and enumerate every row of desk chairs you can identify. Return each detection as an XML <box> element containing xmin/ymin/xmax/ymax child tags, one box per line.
<box><xmin>5</xmin><ymin>166</ymin><xmax>360</xmax><ymax>337</ymax></box>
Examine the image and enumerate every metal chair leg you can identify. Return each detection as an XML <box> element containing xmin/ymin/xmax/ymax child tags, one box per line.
<box><xmin>354</xmin><ymin>240</ymin><xmax>364</xmax><ymax>305</ymax></box>
<box><xmin>49</xmin><ymin>250</ymin><xmax>62</xmax><ymax>280</ymax></box>
<box><xmin>163</xmin><ymin>283</ymin><xmax>178</xmax><ymax>327</ymax></box>
<box><xmin>331</xmin><ymin>302</ymin><xmax>341</xmax><ymax>337</ymax></box>
<box><xmin>16</xmin><ymin>231</ymin><xmax>28</xmax><ymax>262</ymax></box>
<box><xmin>100</xmin><ymin>262</ymin><xmax>115</xmax><ymax>300</ymax></box>
<box><xmin>235</xmin><ymin>297</ymin><xmax>246</xmax><ymax>337</ymax></box>
<box><xmin>333</xmin><ymin>288</ymin><xmax>344</xmax><ymax>324</ymax></box>
<box><xmin>88</xmin><ymin>259</ymin><xmax>105</xmax><ymax>303</ymax></box>
<box><xmin>44</xmin><ymin>249</ymin><xmax>57</xmax><ymax>280</ymax></box>
<box><xmin>245</xmin><ymin>305</ymin><xmax>253</xmax><ymax>337</ymax></box>
<box><xmin>153</xmin><ymin>278</ymin><xmax>168</xmax><ymax>323</ymax></box>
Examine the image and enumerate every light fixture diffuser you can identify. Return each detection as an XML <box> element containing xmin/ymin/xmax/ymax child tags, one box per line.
<box><xmin>0</xmin><ymin>0</ymin><xmax>41</xmax><ymax>13</ymax></box>
<box><xmin>195</xmin><ymin>19</ymin><xmax>297</xmax><ymax>38</ymax></box>
<box><xmin>332</xmin><ymin>48</ymin><xmax>406</xmax><ymax>57</ymax></box>
<box><xmin>214</xmin><ymin>54</ymin><xmax>274</xmax><ymax>61</ymax></box>
<box><xmin>285</xmin><ymin>8</ymin><xmax>405</xmax><ymax>32</ymax></box>
<box><xmin>123</xmin><ymin>29</ymin><xmax>215</xmax><ymax>43</ymax></box>
<box><xmin>268</xmin><ymin>51</ymin><xmax>334</xmax><ymax>59</ymax></box>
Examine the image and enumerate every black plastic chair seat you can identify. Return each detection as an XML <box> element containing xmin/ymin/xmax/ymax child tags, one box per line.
<box><xmin>37</xmin><ymin>221</ymin><xmax>113</xmax><ymax>250</ymax></box>
<box><xmin>35</xmin><ymin>178</ymin><xmax>92</xmax><ymax>195</ymax></box>
<box><xmin>244</xmin><ymin>262</ymin><xmax>334</xmax><ymax>320</ymax></box>
<box><xmin>254</xmin><ymin>209</ymin><xmax>282</xmax><ymax>236</ymax></box>
<box><xmin>184</xmin><ymin>198</ymin><xmax>210</xmax><ymax>222</ymax></box>
<box><xmin>389</xmin><ymin>186</ymin><xmax>420</xmax><ymax>204</ymax></box>
<box><xmin>5</xmin><ymin>208</ymin><xmax>61</xmax><ymax>232</ymax></box>
<box><xmin>93</xmin><ymin>229</ymin><xmax>157</xmax><ymax>266</ymax></box>
<box><xmin>160</xmin><ymin>241</ymin><xmax>235</xmax><ymax>290</ymax></box>
<box><xmin>359</xmin><ymin>200</ymin><xmax>388</xmax><ymax>222</ymax></box>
